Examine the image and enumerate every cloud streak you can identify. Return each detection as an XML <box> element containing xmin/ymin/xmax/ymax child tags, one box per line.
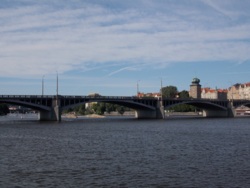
<box><xmin>108</xmin><ymin>66</ymin><xmax>139</xmax><ymax>76</ymax></box>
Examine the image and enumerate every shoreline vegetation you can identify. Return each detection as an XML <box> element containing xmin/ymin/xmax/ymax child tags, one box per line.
<box><xmin>62</xmin><ymin>111</ymin><xmax>202</xmax><ymax>119</ymax></box>
<box><xmin>63</xmin><ymin>114</ymin><xmax>105</xmax><ymax>119</ymax></box>
<box><xmin>62</xmin><ymin>111</ymin><xmax>135</xmax><ymax>119</ymax></box>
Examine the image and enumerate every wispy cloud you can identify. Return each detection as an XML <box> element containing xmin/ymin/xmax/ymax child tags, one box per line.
<box><xmin>107</xmin><ymin>66</ymin><xmax>139</xmax><ymax>76</ymax></box>
<box><xmin>202</xmin><ymin>0</ymin><xmax>235</xmax><ymax>20</ymax></box>
<box><xmin>0</xmin><ymin>0</ymin><xmax>250</xmax><ymax>79</ymax></box>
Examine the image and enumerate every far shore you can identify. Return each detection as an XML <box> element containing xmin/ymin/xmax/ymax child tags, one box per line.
<box><xmin>166</xmin><ymin>112</ymin><xmax>202</xmax><ymax>116</ymax></box>
<box><xmin>62</xmin><ymin>111</ymin><xmax>134</xmax><ymax>119</ymax></box>
<box><xmin>62</xmin><ymin>111</ymin><xmax>203</xmax><ymax>119</ymax></box>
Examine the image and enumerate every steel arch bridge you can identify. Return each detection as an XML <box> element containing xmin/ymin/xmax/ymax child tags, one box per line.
<box><xmin>1</xmin><ymin>95</ymin><xmax>250</xmax><ymax>121</ymax></box>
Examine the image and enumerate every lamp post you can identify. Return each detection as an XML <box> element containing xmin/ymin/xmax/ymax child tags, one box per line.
<box><xmin>56</xmin><ymin>71</ymin><xmax>58</xmax><ymax>97</ymax></box>
<box><xmin>42</xmin><ymin>75</ymin><xmax>45</xmax><ymax>96</ymax></box>
<box><xmin>160</xmin><ymin>77</ymin><xmax>163</xmax><ymax>101</ymax></box>
<box><xmin>137</xmin><ymin>80</ymin><xmax>140</xmax><ymax>97</ymax></box>
<box><xmin>160</xmin><ymin>77</ymin><xmax>165</xmax><ymax>119</ymax></box>
<box><xmin>56</xmin><ymin>71</ymin><xmax>59</xmax><ymax>106</ymax></box>
<box><xmin>229</xmin><ymin>81</ymin><xmax>234</xmax><ymax>101</ymax></box>
<box><xmin>228</xmin><ymin>81</ymin><xmax>234</xmax><ymax>108</ymax></box>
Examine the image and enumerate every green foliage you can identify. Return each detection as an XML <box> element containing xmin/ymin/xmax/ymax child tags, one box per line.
<box><xmin>63</xmin><ymin>108</ymin><xmax>73</xmax><ymax>114</ymax></box>
<box><xmin>116</xmin><ymin>105</ymin><xmax>125</xmax><ymax>115</ymax></box>
<box><xmin>161</xmin><ymin>88</ymin><xmax>196</xmax><ymax>112</ymax></box>
<box><xmin>105</xmin><ymin>103</ymin><xmax>115</xmax><ymax>114</ymax></box>
<box><xmin>92</xmin><ymin>103</ymin><xmax>106</xmax><ymax>115</ymax></box>
<box><xmin>178</xmin><ymin>90</ymin><xmax>189</xmax><ymax>98</ymax></box>
<box><xmin>76</xmin><ymin>104</ymin><xmax>86</xmax><ymax>115</ymax></box>
<box><xmin>85</xmin><ymin>107</ymin><xmax>93</xmax><ymax>115</ymax></box>
<box><xmin>168</xmin><ymin>104</ymin><xmax>196</xmax><ymax>112</ymax></box>
<box><xmin>67</xmin><ymin>102</ymin><xmax>129</xmax><ymax>116</ymax></box>
<box><xmin>161</xmin><ymin>85</ymin><xmax>178</xmax><ymax>98</ymax></box>
<box><xmin>0</xmin><ymin>104</ymin><xmax>10</xmax><ymax>115</ymax></box>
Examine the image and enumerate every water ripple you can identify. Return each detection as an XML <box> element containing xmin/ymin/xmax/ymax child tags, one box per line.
<box><xmin>0</xmin><ymin>117</ymin><xmax>250</xmax><ymax>187</ymax></box>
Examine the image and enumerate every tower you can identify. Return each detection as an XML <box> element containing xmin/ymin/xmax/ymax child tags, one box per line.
<box><xmin>189</xmin><ymin>77</ymin><xmax>201</xmax><ymax>99</ymax></box>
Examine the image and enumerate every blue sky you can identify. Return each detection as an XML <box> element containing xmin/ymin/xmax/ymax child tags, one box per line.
<box><xmin>1</xmin><ymin>0</ymin><xmax>250</xmax><ymax>96</ymax></box>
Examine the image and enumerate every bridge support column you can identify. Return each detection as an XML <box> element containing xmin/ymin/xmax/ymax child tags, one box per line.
<box><xmin>227</xmin><ymin>101</ymin><xmax>236</xmax><ymax>117</ymax></box>
<box><xmin>157</xmin><ymin>101</ymin><xmax>165</xmax><ymax>119</ymax></box>
<box><xmin>202</xmin><ymin>110</ymin><xmax>228</xmax><ymax>117</ymax></box>
<box><xmin>39</xmin><ymin>98</ymin><xmax>61</xmax><ymax>121</ymax></box>
<box><xmin>135</xmin><ymin>101</ymin><xmax>165</xmax><ymax>119</ymax></box>
<box><xmin>201</xmin><ymin>101</ymin><xmax>236</xmax><ymax>118</ymax></box>
<box><xmin>135</xmin><ymin>110</ymin><xmax>157</xmax><ymax>119</ymax></box>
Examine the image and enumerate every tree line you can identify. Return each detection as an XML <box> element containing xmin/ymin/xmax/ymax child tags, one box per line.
<box><xmin>63</xmin><ymin>103</ymin><xmax>131</xmax><ymax>116</ymax></box>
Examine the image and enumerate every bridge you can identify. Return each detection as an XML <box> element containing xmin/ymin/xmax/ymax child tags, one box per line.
<box><xmin>1</xmin><ymin>95</ymin><xmax>250</xmax><ymax>121</ymax></box>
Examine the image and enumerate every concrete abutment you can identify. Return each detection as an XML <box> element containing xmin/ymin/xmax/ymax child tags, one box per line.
<box><xmin>202</xmin><ymin>105</ymin><xmax>236</xmax><ymax>118</ymax></box>
<box><xmin>135</xmin><ymin>101</ymin><xmax>165</xmax><ymax>119</ymax></box>
<box><xmin>39</xmin><ymin>98</ymin><xmax>61</xmax><ymax>121</ymax></box>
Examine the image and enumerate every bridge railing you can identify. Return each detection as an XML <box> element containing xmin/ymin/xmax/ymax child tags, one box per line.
<box><xmin>0</xmin><ymin>95</ymin><xmax>157</xmax><ymax>100</ymax></box>
<box><xmin>1</xmin><ymin>95</ymin><xmax>248</xmax><ymax>102</ymax></box>
<box><xmin>61</xmin><ymin>95</ymin><xmax>153</xmax><ymax>100</ymax></box>
<box><xmin>0</xmin><ymin>95</ymin><xmax>55</xmax><ymax>98</ymax></box>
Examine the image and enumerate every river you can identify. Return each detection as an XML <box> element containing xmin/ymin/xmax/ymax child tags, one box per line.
<box><xmin>0</xmin><ymin>115</ymin><xmax>250</xmax><ymax>187</ymax></box>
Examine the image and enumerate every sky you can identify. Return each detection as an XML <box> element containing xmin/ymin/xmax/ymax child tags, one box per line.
<box><xmin>0</xmin><ymin>0</ymin><xmax>250</xmax><ymax>96</ymax></box>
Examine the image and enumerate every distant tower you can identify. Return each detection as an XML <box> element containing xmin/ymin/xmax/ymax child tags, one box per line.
<box><xmin>189</xmin><ymin>78</ymin><xmax>201</xmax><ymax>99</ymax></box>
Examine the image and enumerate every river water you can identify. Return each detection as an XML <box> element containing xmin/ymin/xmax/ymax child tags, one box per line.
<box><xmin>0</xmin><ymin>115</ymin><xmax>250</xmax><ymax>187</ymax></box>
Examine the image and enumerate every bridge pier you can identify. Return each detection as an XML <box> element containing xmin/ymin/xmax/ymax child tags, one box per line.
<box><xmin>39</xmin><ymin>98</ymin><xmax>61</xmax><ymax>121</ymax></box>
<box><xmin>202</xmin><ymin>110</ymin><xmax>228</xmax><ymax>117</ymax></box>
<box><xmin>202</xmin><ymin>102</ymin><xmax>236</xmax><ymax>118</ymax></box>
<box><xmin>135</xmin><ymin>101</ymin><xmax>165</xmax><ymax>119</ymax></box>
<box><xmin>227</xmin><ymin>101</ymin><xmax>236</xmax><ymax>117</ymax></box>
<box><xmin>135</xmin><ymin>110</ymin><xmax>157</xmax><ymax>119</ymax></box>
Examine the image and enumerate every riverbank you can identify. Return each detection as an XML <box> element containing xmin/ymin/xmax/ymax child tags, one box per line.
<box><xmin>166</xmin><ymin>112</ymin><xmax>202</xmax><ymax>116</ymax></box>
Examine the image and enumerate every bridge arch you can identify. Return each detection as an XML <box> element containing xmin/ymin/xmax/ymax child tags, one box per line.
<box><xmin>0</xmin><ymin>97</ymin><xmax>60</xmax><ymax>121</ymax></box>
<box><xmin>164</xmin><ymin>100</ymin><xmax>227</xmax><ymax>111</ymax></box>
<box><xmin>0</xmin><ymin>99</ymin><xmax>51</xmax><ymax>111</ymax></box>
<box><xmin>233</xmin><ymin>102</ymin><xmax>250</xmax><ymax>109</ymax></box>
<box><xmin>60</xmin><ymin>97</ymin><xmax>163</xmax><ymax>119</ymax></box>
<box><xmin>163</xmin><ymin>100</ymin><xmax>229</xmax><ymax>117</ymax></box>
<box><xmin>61</xmin><ymin>99</ymin><xmax>156</xmax><ymax>111</ymax></box>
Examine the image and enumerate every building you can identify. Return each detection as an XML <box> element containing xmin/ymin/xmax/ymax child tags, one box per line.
<box><xmin>189</xmin><ymin>78</ymin><xmax>201</xmax><ymax>99</ymax></box>
<box><xmin>137</xmin><ymin>92</ymin><xmax>161</xmax><ymax>98</ymax></box>
<box><xmin>228</xmin><ymin>83</ymin><xmax>241</xmax><ymax>100</ymax></box>
<box><xmin>239</xmin><ymin>82</ymin><xmax>250</xmax><ymax>99</ymax></box>
<box><xmin>228</xmin><ymin>82</ymin><xmax>250</xmax><ymax>100</ymax></box>
<box><xmin>201</xmin><ymin>87</ymin><xmax>228</xmax><ymax>100</ymax></box>
<box><xmin>189</xmin><ymin>78</ymin><xmax>228</xmax><ymax>100</ymax></box>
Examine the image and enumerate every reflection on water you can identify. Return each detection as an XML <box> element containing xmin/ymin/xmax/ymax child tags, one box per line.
<box><xmin>0</xmin><ymin>113</ymin><xmax>38</xmax><ymax>121</ymax></box>
<box><xmin>0</xmin><ymin>116</ymin><xmax>250</xmax><ymax>187</ymax></box>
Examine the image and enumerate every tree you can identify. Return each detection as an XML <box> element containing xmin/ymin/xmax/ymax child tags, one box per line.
<box><xmin>97</xmin><ymin>103</ymin><xmax>106</xmax><ymax>115</ymax></box>
<box><xmin>106</xmin><ymin>103</ymin><xmax>115</xmax><ymax>114</ymax></box>
<box><xmin>85</xmin><ymin>106</ymin><xmax>93</xmax><ymax>115</ymax></box>
<box><xmin>178</xmin><ymin>90</ymin><xmax>190</xmax><ymax>99</ymax></box>
<box><xmin>77</xmin><ymin>104</ymin><xmax>86</xmax><ymax>115</ymax></box>
<box><xmin>116</xmin><ymin>106</ymin><xmax>125</xmax><ymax>115</ymax></box>
<box><xmin>63</xmin><ymin>108</ymin><xmax>73</xmax><ymax>114</ymax></box>
<box><xmin>92</xmin><ymin>103</ymin><xmax>99</xmax><ymax>114</ymax></box>
<box><xmin>0</xmin><ymin>104</ymin><xmax>9</xmax><ymax>115</ymax></box>
<box><xmin>92</xmin><ymin>103</ymin><xmax>106</xmax><ymax>115</ymax></box>
<box><xmin>161</xmin><ymin>86</ymin><xmax>178</xmax><ymax>98</ymax></box>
